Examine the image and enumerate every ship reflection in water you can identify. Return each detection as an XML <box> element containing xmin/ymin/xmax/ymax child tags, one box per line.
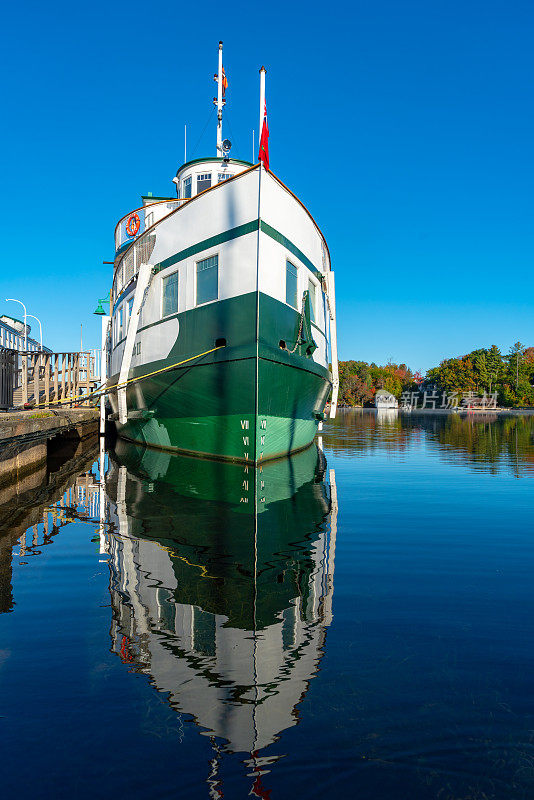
<box><xmin>102</xmin><ymin>441</ymin><xmax>337</xmax><ymax>788</ymax></box>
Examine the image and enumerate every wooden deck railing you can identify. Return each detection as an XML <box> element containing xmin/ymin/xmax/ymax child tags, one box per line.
<box><xmin>14</xmin><ymin>351</ymin><xmax>100</xmax><ymax>409</ymax></box>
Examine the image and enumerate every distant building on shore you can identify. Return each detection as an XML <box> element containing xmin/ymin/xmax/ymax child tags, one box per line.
<box><xmin>0</xmin><ymin>315</ymin><xmax>49</xmax><ymax>353</ymax></box>
<box><xmin>374</xmin><ymin>389</ymin><xmax>398</xmax><ymax>409</ymax></box>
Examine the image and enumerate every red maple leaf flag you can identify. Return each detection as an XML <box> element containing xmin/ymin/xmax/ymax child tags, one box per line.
<box><xmin>258</xmin><ymin>102</ymin><xmax>269</xmax><ymax>171</ymax></box>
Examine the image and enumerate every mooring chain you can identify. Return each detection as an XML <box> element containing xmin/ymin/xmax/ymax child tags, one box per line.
<box><xmin>287</xmin><ymin>292</ymin><xmax>308</xmax><ymax>354</ymax></box>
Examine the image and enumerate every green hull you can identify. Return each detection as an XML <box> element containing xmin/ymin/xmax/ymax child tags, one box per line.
<box><xmin>112</xmin><ymin>292</ymin><xmax>331</xmax><ymax>462</ymax></box>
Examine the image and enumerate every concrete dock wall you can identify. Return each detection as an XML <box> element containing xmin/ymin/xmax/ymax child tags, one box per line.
<box><xmin>0</xmin><ymin>409</ymin><xmax>99</xmax><ymax>489</ymax></box>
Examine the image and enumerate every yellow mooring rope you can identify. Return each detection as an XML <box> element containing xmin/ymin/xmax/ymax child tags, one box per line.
<box><xmin>24</xmin><ymin>345</ymin><xmax>225</xmax><ymax>410</ymax></box>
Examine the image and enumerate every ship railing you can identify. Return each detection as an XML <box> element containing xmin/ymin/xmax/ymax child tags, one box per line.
<box><xmin>114</xmin><ymin>198</ymin><xmax>186</xmax><ymax>251</ymax></box>
<box><xmin>113</xmin><ymin>198</ymin><xmax>191</xmax><ymax>303</ymax></box>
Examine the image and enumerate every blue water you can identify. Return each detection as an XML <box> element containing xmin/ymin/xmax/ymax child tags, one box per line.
<box><xmin>1</xmin><ymin>410</ymin><xmax>533</xmax><ymax>799</ymax></box>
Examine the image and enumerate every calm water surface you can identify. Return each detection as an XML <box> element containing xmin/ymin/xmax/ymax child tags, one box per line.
<box><xmin>1</xmin><ymin>410</ymin><xmax>533</xmax><ymax>799</ymax></box>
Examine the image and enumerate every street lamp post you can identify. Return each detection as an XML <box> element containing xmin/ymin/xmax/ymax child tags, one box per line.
<box><xmin>94</xmin><ymin>299</ymin><xmax>111</xmax><ymax>438</ymax></box>
<box><xmin>5</xmin><ymin>298</ymin><xmax>27</xmax><ymax>350</ymax></box>
<box><xmin>26</xmin><ymin>314</ymin><xmax>43</xmax><ymax>351</ymax></box>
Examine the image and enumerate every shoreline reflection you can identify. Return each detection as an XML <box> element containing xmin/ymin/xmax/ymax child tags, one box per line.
<box><xmin>327</xmin><ymin>409</ymin><xmax>534</xmax><ymax>475</ymax></box>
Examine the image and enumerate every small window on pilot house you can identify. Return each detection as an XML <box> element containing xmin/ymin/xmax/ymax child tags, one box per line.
<box><xmin>197</xmin><ymin>173</ymin><xmax>212</xmax><ymax>193</ymax></box>
<box><xmin>183</xmin><ymin>176</ymin><xmax>192</xmax><ymax>199</ymax></box>
<box><xmin>162</xmin><ymin>271</ymin><xmax>179</xmax><ymax>317</ymax></box>
<box><xmin>286</xmin><ymin>260</ymin><xmax>298</xmax><ymax>308</ymax></box>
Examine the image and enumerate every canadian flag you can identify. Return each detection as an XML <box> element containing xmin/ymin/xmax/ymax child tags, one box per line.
<box><xmin>258</xmin><ymin>102</ymin><xmax>269</xmax><ymax>171</ymax></box>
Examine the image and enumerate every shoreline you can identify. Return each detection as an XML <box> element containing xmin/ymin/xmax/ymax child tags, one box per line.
<box><xmin>336</xmin><ymin>406</ymin><xmax>534</xmax><ymax>416</ymax></box>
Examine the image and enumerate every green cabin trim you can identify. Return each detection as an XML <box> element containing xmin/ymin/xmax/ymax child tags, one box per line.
<box><xmin>141</xmin><ymin>195</ymin><xmax>176</xmax><ymax>201</ymax></box>
<box><xmin>151</xmin><ymin>219</ymin><xmax>322</xmax><ymax>279</ymax></box>
<box><xmin>259</xmin><ymin>221</ymin><xmax>321</xmax><ymax>278</ymax></box>
<box><xmin>152</xmin><ymin>220</ymin><xmax>260</xmax><ymax>276</ymax></box>
<box><xmin>113</xmin><ymin>219</ymin><xmax>323</xmax><ymax>314</ymax></box>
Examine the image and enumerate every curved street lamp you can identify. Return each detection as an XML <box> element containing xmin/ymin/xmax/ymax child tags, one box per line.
<box><xmin>5</xmin><ymin>298</ymin><xmax>27</xmax><ymax>350</ymax></box>
<box><xmin>26</xmin><ymin>314</ymin><xmax>43</xmax><ymax>351</ymax></box>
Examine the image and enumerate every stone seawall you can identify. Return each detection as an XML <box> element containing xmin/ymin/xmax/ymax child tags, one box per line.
<box><xmin>0</xmin><ymin>409</ymin><xmax>99</xmax><ymax>488</ymax></box>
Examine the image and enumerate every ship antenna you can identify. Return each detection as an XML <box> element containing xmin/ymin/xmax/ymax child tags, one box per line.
<box><xmin>214</xmin><ymin>41</ymin><xmax>224</xmax><ymax>156</ymax></box>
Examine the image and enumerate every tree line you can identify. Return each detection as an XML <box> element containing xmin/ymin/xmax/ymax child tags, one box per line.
<box><xmin>338</xmin><ymin>343</ymin><xmax>534</xmax><ymax>408</ymax></box>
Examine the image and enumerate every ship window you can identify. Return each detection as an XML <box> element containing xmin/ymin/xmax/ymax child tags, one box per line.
<box><xmin>286</xmin><ymin>260</ymin><xmax>298</xmax><ymax>308</ymax></box>
<box><xmin>218</xmin><ymin>173</ymin><xmax>234</xmax><ymax>183</ymax></box>
<box><xmin>183</xmin><ymin>176</ymin><xmax>192</xmax><ymax>199</ymax></box>
<box><xmin>196</xmin><ymin>255</ymin><xmax>218</xmax><ymax>305</ymax></box>
<box><xmin>197</xmin><ymin>173</ymin><xmax>212</xmax><ymax>193</ymax></box>
<box><xmin>162</xmin><ymin>270</ymin><xmax>179</xmax><ymax>317</ymax></box>
<box><xmin>308</xmin><ymin>279</ymin><xmax>317</xmax><ymax>323</ymax></box>
<box><xmin>127</xmin><ymin>297</ymin><xmax>134</xmax><ymax>329</ymax></box>
<box><xmin>118</xmin><ymin>306</ymin><xmax>123</xmax><ymax>338</ymax></box>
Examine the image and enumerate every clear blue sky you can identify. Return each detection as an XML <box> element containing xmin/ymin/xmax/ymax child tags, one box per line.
<box><xmin>1</xmin><ymin>0</ymin><xmax>532</xmax><ymax>372</ymax></box>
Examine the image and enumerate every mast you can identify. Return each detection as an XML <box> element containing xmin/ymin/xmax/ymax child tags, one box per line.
<box><xmin>258</xmin><ymin>66</ymin><xmax>266</xmax><ymax>158</ymax></box>
<box><xmin>216</xmin><ymin>41</ymin><xmax>223</xmax><ymax>156</ymax></box>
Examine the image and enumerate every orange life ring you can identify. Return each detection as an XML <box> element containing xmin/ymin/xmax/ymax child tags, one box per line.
<box><xmin>126</xmin><ymin>213</ymin><xmax>141</xmax><ymax>237</ymax></box>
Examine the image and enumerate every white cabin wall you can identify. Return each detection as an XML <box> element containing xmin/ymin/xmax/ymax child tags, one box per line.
<box><xmin>144</xmin><ymin>200</ymin><xmax>180</xmax><ymax>228</ymax></box>
<box><xmin>261</xmin><ymin>171</ymin><xmax>328</xmax><ymax>279</ymax></box>
<box><xmin>148</xmin><ymin>168</ymin><xmax>260</xmax><ymax>268</ymax></box>
<box><xmin>175</xmin><ymin>159</ymin><xmax>250</xmax><ymax>200</ymax></box>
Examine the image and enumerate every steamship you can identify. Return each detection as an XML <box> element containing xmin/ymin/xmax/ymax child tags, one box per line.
<box><xmin>105</xmin><ymin>43</ymin><xmax>338</xmax><ymax>462</ymax></box>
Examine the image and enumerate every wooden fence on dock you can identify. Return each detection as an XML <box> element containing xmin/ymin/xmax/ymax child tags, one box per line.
<box><xmin>12</xmin><ymin>351</ymin><xmax>100</xmax><ymax>409</ymax></box>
